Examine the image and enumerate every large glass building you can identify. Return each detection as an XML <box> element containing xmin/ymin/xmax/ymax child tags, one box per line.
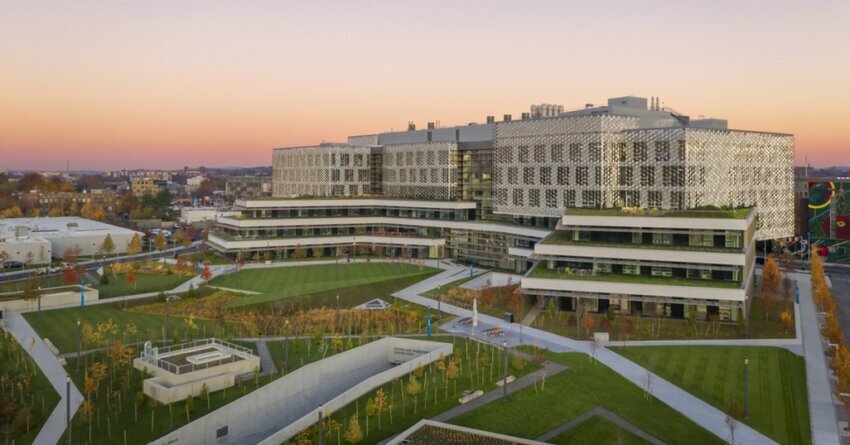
<box><xmin>209</xmin><ymin>95</ymin><xmax>794</xmax><ymax>319</ymax></box>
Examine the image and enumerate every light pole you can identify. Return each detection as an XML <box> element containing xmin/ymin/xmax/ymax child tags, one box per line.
<box><xmin>502</xmin><ymin>340</ymin><xmax>509</xmax><ymax>400</ymax></box>
<box><xmin>66</xmin><ymin>376</ymin><xmax>71</xmax><ymax>444</ymax></box>
<box><xmin>76</xmin><ymin>320</ymin><xmax>81</xmax><ymax>372</ymax></box>
<box><xmin>335</xmin><ymin>294</ymin><xmax>340</xmax><ymax>334</ymax></box>
<box><xmin>284</xmin><ymin>319</ymin><xmax>290</xmax><ymax>371</ymax></box>
<box><xmin>744</xmin><ymin>357</ymin><xmax>749</xmax><ymax>419</ymax></box>
<box><xmin>317</xmin><ymin>405</ymin><xmax>324</xmax><ymax>445</ymax></box>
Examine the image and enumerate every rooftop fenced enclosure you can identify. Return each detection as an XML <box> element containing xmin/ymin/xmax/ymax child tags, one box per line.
<box><xmin>149</xmin><ymin>337</ymin><xmax>453</xmax><ymax>445</ymax></box>
<box><xmin>139</xmin><ymin>338</ymin><xmax>254</xmax><ymax>375</ymax></box>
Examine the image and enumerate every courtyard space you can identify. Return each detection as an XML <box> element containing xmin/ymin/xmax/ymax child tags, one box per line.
<box><xmin>209</xmin><ymin>261</ymin><xmax>437</xmax><ymax>307</ymax></box>
<box><xmin>449</xmin><ymin>350</ymin><xmax>724</xmax><ymax>444</ymax></box>
<box><xmin>610</xmin><ymin>345</ymin><xmax>811</xmax><ymax>445</ymax></box>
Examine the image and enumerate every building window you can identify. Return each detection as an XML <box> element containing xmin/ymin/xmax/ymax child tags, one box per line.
<box><xmin>677</xmin><ymin>140</ymin><xmax>686</xmax><ymax>161</ymax></box>
<box><xmin>618</xmin><ymin>143</ymin><xmax>628</xmax><ymax>162</ymax></box>
<box><xmin>640</xmin><ymin>166</ymin><xmax>655</xmax><ymax>186</ymax></box>
<box><xmin>508</xmin><ymin>167</ymin><xmax>518</xmax><ymax>184</ymax></box>
<box><xmin>662</xmin><ymin>166</ymin><xmax>684</xmax><ymax>187</ymax></box>
<box><xmin>332</xmin><ymin>170</ymin><xmax>341</xmax><ymax>182</ymax></box>
<box><xmin>563</xmin><ymin>190</ymin><xmax>576</xmax><ymax>207</ymax></box>
<box><xmin>551</xmin><ymin>144</ymin><xmax>564</xmax><ymax>162</ymax></box>
<box><xmin>623</xmin><ymin>264</ymin><xmax>640</xmax><ymax>275</ymax></box>
<box><xmin>523</xmin><ymin>167</ymin><xmax>535</xmax><ymax>185</ymax></box>
<box><xmin>633</xmin><ymin>142</ymin><xmax>648</xmax><ymax>162</ymax></box>
<box><xmin>534</xmin><ymin>145</ymin><xmax>546</xmax><ymax>163</ymax></box>
<box><xmin>569</xmin><ymin>143</ymin><xmax>582</xmax><ymax>162</ymax></box>
<box><xmin>595</xmin><ymin>262</ymin><xmax>612</xmax><ymax>274</ymax></box>
<box><xmin>576</xmin><ymin>167</ymin><xmax>589</xmax><ymax>186</ymax></box>
<box><xmin>589</xmin><ymin>142</ymin><xmax>601</xmax><ymax>162</ymax></box>
<box><xmin>652</xmin><ymin>232</ymin><xmax>672</xmax><ymax>245</ymax></box>
<box><xmin>345</xmin><ymin>169</ymin><xmax>354</xmax><ymax>182</ymax></box>
<box><xmin>340</xmin><ymin>153</ymin><xmax>350</xmax><ymax>167</ymax></box>
<box><xmin>557</xmin><ymin>166</ymin><xmax>570</xmax><ymax>185</ymax></box>
<box><xmin>518</xmin><ymin>146</ymin><xmax>529</xmax><ymax>163</ymax></box>
<box><xmin>540</xmin><ymin>167</ymin><xmax>551</xmax><ymax>185</ymax></box>
<box><xmin>529</xmin><ymin>189</ymin><xmax>540</xmax><ymax>207</ymax></box>
<box><xmin>725</xmin><ymin>231</ymin><xmax>742</xmax><ymax>248</ymax></box>
<box><xmin>582</xmin><ymin>190</ymin><xmax>601</xmax><ymax>207</ymax></box>
<box><xmin>689</xmin><ymin>230</ymin><xmax>713</xmax><ymax>247</ymax></box>
<box><xmin>419</xmin><ymin>169</ymin><xmax>427</xmax><ymax>183</ymax></box>
<box><xmin>513</xmin><ymin>189</ymin><xmax>524</xmax><ymax>206</ymax></box>
<box><xmin>353</xmin><ymin>154</ymin><xmax>363</xmax><ymax>166</ymax></box>
<box><xmin>651</xmin><ymin>267</ymin><xmax>673</xmax><ymax>277</ymax></box>
<box><xmin>671</xmin><ymin>191</ymin><xmax>685</xmax><ymax>210</ymax></box>
<box><xmin>655</xmin><ymin>141</ymin><xmax>670</xmax><ymax>161</ymax></box>
<box><xmin>618</xmin><ymin>167</ymin><xmax>633</xmax><ymax>186</ymax></box>
<box><xmin>546</xmin><ymin>189</ymin><xmax>558</xmax><ymax>208</ymax></box>
<box><xmin>594</xmin><ymin>166</ymin><xmax>602</xmax><ymax>186</ymax></box>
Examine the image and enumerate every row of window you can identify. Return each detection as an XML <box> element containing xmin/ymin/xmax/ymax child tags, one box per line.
<box><xmin>501</xmin><ymin>140</ymin><xmax>687</xmax><ymax>164</ymax></box>
<box><xmin>502</xmin><ymin>165</ymin><xmax>686</xmax><ymax>187</ymax></box>
<box><xmin>503</xmin><ymin>188</ymin><xmax>688</xmax><ymax>209</ymax></box>
<box><xmin>383</xmin><ymin>149</ymin><xmax>453</xmax><ymax>167</ymax></box>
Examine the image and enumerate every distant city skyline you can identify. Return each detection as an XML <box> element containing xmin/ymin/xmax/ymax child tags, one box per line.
<box><xmin>2</xmin><ymin>0</ymin><xmax>848</xmax><ymax>170</ymax></box>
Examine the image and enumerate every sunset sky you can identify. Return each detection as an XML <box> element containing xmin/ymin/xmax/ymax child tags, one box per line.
<box><xmin>1</xmin><ymin>0</ymin><xmax>848</xmax><ymax>170</ymax></box>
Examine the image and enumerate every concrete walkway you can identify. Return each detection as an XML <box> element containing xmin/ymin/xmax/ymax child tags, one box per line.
<box><xmin>520</xmin><ymin>303</ymin><xmax>542</xmax><ymax>326</ymax></box>
<box><xmin>535</xmin><ymin>406</ymin><xmax>664</xmax><ymax>445</ymax></box>
<box><xmin>431</xmin><ymin>359</ymin><xmax>568</xmax><ymax>422</ymax></box>
<box><xmin>3</xmin><ymin>312</ymin><xmax>84</xmax><ymax>445</ymax></box>
<box><xmin>796</xmin><ymin>272</ymin><xmax>842</xmax><ymax>445</ymax></box>
<box><xmin>393</xmin><ymin>268</ymin><xmax>777</xmax><ymax>445</ymax></box>
<box><xmin>255</xmin><ymin>341</ymin><xmax>278</xmax><ymax>376</ymax></box>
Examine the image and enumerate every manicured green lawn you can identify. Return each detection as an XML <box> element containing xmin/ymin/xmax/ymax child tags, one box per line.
<box><xmin>267</xmin><ymin>270</ymin><xmax>440</xmax><ymax>312</ymax></box>
<box><xmin>548</xmin><ymin>416</ymin><xmax>651</xmax><ymax>445</ymax></box>
<box><xmin>211</xmin><ymin>262</ymin><xmax>437</xmax><ymax>307</ymax></box>
<box><xmin>23</xmin><ymin>300</ymin><xmax>234</xmax><ymax>354</ymax></box>
<box><xmin>0</xmin><ymin>330</ymin><xmax>61</xmax><ymax>445</ymax></box>
<box><xmin>96</xmin><ymin>273</ymin><xmax>191</xmax><ymax>298</ymax></box>
<box><xmin>307</xmin><ymin>336</ymin><xmax>540</xmax><ymax>444</ymax></box>
<box><xmin>610</xmin><ymin>345</ymin><xmax>810</xmax><ymax>445</ymax></box>
<box><xmin>451</xmin><ymin>351</ymin><xmax>723</xmax><ymax>444</ymax></box>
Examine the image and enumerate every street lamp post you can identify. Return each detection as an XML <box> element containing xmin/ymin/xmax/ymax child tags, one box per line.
<box><xmin>66</xmin><ymin>376</ymin><xmax>71</xmax><ymax>445</ymax></box>
<box><xmin>76</xmin><ymin>320</ymin><xmax>81</xmax><ymax>372</ymax></box>
<box><xmin>502</xmin><ymin>340</ymin><xmax>509</xmax><ymax>400</ymax></box>
<box><xmin>164</xmin><ymin>296</ymin><xmax>170</xmax><ymax>341</ymax></box>
<box><xmin>744</xmin><ymin>357</ymin><xmax>749</xmax><ymax>419</ymax></box>
<box><xmin>317</xmin><ymin>405</ymin><xmax>324</xmax><ymax>445</ymax></box>
<box><xmin>335</xmin><ymin>294</ymin><xmax>340</xmax><ymax>333</ymax></box>
<box><xmin>284</xmin><ymin>319</ymin><xmax>290</xmax><ymax>371</ymax></box>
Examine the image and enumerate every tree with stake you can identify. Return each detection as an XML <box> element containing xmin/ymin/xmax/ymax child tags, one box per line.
<box><xmin>127</xmin><ymin>234</ymin><xmax>142</xmax><ymax>258</ymax></box>
<box><xmin>343</xmin><ymin>414</ymin><xmax>363</xmax><ymax>444</ymax></box>
<box><xmin>365</xmin><ymin>397</ymin><xmax>375</xmax><ymax>436</ymax></box>
<box><xmin>154</xmin><ymin>231</ymin><xmax>167</xmax><ymax>257</ymax></box>
<box><xmin>374</xmin><ymin>388</ymin><xmax>387</xmax><ymax>430</ymax></box>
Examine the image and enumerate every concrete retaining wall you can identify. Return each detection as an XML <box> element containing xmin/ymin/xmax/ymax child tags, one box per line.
<box><xmin>0</xmin><ymin>286</ymin><xmax>98</xmax><ymax>313</ymax></box>
<box><xmin>149</xmin><ymin>337</ymin><xmax>452</xmax><ymax>445</ymax></box>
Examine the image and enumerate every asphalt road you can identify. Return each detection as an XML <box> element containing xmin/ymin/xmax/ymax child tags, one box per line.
<box><xmin>826</xmin><ymin>264</ymin><xmax>850</xmax><ymax>344</ymax></box>
<box><xmin>0</xmin><ymin>243</ymin><xmax>202</xmax><ymax>285</ymax></box>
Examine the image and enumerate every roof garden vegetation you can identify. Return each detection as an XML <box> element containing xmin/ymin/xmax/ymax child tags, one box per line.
<box><xmin>527</xmin><ymin>266</ymin><xmax>741</xmax><ymax>289</ymax></box>
<box><xmin>565</xmin><ymin>206</ymin><xmax>753</xmax><ymax>219</ymax></box>
<box><xmin>540</xmin><ymin>231</ymin><xmax>742</xmax><ymax>253</ymax></box>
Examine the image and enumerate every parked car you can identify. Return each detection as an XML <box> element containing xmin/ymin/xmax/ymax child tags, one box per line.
<box><xmin>2</xmin><ymin>260</ymin><xmax>24</xmax><ymax>270</ymax></box>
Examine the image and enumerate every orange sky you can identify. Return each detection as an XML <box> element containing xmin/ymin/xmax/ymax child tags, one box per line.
<box><xmin>1</xmin><ymin>0</ymin><xmax>848</xmax><ymax>170</ymax></box>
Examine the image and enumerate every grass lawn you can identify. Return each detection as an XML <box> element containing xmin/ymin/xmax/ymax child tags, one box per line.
<box><xmin>420</xmin><ymin>275</ymin><xmax>477</xmax><ymax>299</ymax></box>
<box><xmin>610</xmin><ymin>345</ymin><xmax>811</xmax><ymax>445</ymax></box>
<box><xmin>450</xmin><ymin>350</ymin><xmax>723</xmax><ymax>444</ymax></box>
<box><xmin>267</xmin><ymin>270</ymin><xmax>440</xmax><ymax>312</ymax></box>
<box><xmin>23</xmin><ymin>298</ymin><xmax>235</xmax><ymax>354</ymax></box>
<box><xmin>61</xmin><ymin>336</ymin><xmax>351</xmax><ymax>445</ymax></box>
<box><xmin>547</xmin><ymin>416</ymin><xmax>651</xmax><ymax>445</ymax></box>
<box><xmin>210</xmin><ymin>262</ymin><xmax>437</xmax><ymax>307</ymax></box>
<box><xmin>95</xmin><ymin>273</ymin><xmax>191</xmax><ymax>299</ymax></box>
<box><xmin>306</xmin><ymin>336</ymin><xmax>540</xmax><ymax>444</ymax></box>
<box><xmin>0</xmin><ymin>329</ymin><xmax>61</xmax><ymax>445</ymax></box>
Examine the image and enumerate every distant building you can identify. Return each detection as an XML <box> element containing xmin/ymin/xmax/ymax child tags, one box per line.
<box><xmin>225</xmin><ymin>175</ymin><xmax>272</xmax><ymax>199</ymax></box>
<box><xmin>186</xmin><ymin>175</ymin><xmax>207</xmax><ymax>192</ymax></box>
<box><xmin>17</xmin><ymin>190</ymin><xmax>117</xmax><ymax>215</ymax></box>
<box><xmin>0</xmin><ymin>217</ymin><xmax>143</xmax><ymax>260</ymax></box>
<box><xmin>131</xmin><ymin>178</ymin><xmax>168</xmax><ymax>196</ymax></box>
<box><xmin>179</xmin><ymin>207</ymin><xmax>239</xmax><ymax>226</ymax></box>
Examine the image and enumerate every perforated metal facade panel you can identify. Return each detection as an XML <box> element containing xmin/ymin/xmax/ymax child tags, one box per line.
<box><xmin>382</xmin><ymin>142</ymin><xmax>459</xmax><ymax>200</ymax></box>
<box><xmin>272</xmin><ymin>145</ymin><xmax>371</xmax><ymax>197</ymax></box>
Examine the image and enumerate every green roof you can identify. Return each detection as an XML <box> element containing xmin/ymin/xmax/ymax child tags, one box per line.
<box><xmin>565</xmin><ymin>207</ymin><xmax>753</xmax><ymax>219</ymax></box>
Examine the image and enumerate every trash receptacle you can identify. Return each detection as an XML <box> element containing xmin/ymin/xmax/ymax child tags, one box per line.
<box><xmin>504</xmin><ymin>312</ymin><xmax>514</xmax><ymax>323</ymax></box>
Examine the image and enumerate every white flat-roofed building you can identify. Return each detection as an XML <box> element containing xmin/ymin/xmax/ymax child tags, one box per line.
<box><xmin>179</xmin><ymin>207</ymin><xmax>240</xmax><ymax>226</ymax></box>
<box><xmin>523</xmin><ymin>207</ymin><xmax>756</xmax><ymax>320</ymax></box>
<box><xmin>0</xmin><ymin>217</ymin><xmax>143</xmax><ymax>259</ymax></box>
